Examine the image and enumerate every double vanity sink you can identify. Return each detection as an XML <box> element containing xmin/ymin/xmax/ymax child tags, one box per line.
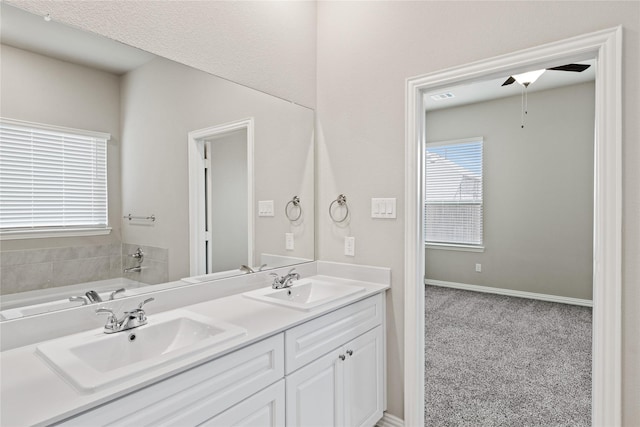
<box><xmin>1</xmin><ymin>264</ymin><xmax>390</xmax><ymax>426</ymax></box>
<box><xmin>34</xmin><ymin>278</ymin><xmax>366</xmax><ymax>394</ymax></box>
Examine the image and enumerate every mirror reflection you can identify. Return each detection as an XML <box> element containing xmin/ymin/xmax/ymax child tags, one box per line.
<box><xmin>0</xmin><ymin>4</ymin><xmax>314</xmax><ymax>320</ymax></box>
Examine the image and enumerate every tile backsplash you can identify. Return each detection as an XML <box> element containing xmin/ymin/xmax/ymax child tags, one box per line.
<box><xmin>0</xmin><ymin>243</ymin><xmax>168</xmax><ymax>295</ymax></box>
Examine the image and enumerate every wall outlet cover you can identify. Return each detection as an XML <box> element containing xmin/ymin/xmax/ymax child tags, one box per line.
<box><xmin>285</xmin><ymin>233</ymin><xmax>294</xmax><ymax>251</ymax></box>
<box><xmin>344</xmin><ymin>236</ymin><xmax>355</xmax><ymax>256</ymax></box>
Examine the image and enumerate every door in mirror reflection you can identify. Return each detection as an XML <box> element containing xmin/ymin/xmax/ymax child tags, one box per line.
<box><xmin>188</xmin><ymin>119</ymin><xmax>254</xmax><ymax>276</ymax></box>
<box><xmin>204</xmin><ymin>128</ymin><xmax>249</xmax><ymax>274</ymax></box>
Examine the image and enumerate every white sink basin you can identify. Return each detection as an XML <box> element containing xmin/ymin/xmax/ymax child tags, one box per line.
<box><xmin>36</xmin><ymin>310</ymin><xmax>246</xmax><ymax>393</ymax></box>
<box><xmin>243</xmin><ymin>279</ymin><xmax>365</xmax><ymax>311</ymax></box>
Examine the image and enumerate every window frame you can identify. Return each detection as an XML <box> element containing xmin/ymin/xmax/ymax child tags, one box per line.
<box><xmin>424</xmin><ymin>136</ymin><xmax>484</xmax><ymax>251</ymax></box>
<box><xmin>0</xmin><ymin>117</ymin><xmax>111</xmax><ymax>240</ymax></box>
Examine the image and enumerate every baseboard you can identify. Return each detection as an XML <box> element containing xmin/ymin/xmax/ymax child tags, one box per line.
<box><xmin>375</xmin><ymin>412</ymin><xmax>404</xmax><ymax>427</ymax></box>
<box><xmin>424</xmin><ymin>279</ymin><xmax>593</xmax><ymax>307</ymax></box>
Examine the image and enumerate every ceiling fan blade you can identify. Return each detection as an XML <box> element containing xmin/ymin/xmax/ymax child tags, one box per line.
<box><xmin>501</xmin><ymin>76</ymin><xmax>516</xmax><ymax>86</ymax></box>
<box><xmin>548</xmin><ymin>63</ymin><xmax>591</xmax><ymax>72</ymax></box>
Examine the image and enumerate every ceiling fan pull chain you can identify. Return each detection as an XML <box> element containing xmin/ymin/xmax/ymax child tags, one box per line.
<box><xmin>521</xmin><ymin>86</ymin><xmax>525</xmax><ymax>128</ymax></box>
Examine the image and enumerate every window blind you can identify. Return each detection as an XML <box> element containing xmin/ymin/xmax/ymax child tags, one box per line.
<box><xmin>0</xmin><ymin>118</ymin><xmax>109</xmax><ymax>233</ymax></box>
<box><xmin>425</xmin><ymin>138</ymin><xmax>483</xmax><ymax>246</ymax></box>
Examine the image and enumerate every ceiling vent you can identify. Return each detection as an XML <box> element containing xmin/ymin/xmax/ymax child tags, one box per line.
<box><xmin>430</xmin><ymin>92</ymin><xmax>455</xmax><ymax>101</ymax></box>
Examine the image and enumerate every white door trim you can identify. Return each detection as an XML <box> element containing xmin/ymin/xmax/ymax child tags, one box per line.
<box><xmin>404</xmin><ymin>27</ymin><xmax>622</xmax><ymax>426</ymax></box>
<box><xmin>188</xmin><ymin>118</ymin><xmax>255</xmax><ymax>275</ymax></box>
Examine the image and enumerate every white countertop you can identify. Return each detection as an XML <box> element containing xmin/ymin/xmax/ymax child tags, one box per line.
<box><xmin>0</xmin><ymin>274</ymin><xmax>389</xmax><ymax>426</ymax></box>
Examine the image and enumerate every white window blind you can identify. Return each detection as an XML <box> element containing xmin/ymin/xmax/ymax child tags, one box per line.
<box><xmin>425</xmin><ymin>138</ymin><xmax>483</xmax><ymax>246</ymax></box>
<box><xmin>0</xmin><ymin>118</ymin><xmax>110</xmax><ymax>236</ymax></box>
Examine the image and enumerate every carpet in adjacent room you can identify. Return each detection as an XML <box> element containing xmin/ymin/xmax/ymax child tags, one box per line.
<box><xmin>425</xmin><ymin>285</ymin><xmax>592</xmax><ymax>426</ymax></box>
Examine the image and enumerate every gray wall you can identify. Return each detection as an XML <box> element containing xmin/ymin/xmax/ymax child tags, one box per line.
<box><xmin>120</xmin><ymin>57</ymin><xmax>314</xmax><ymax>281</ymax></box>
<box><xmin>425</xmin><ymin>82</ymin><xmax>595</xmax><ymax>300</ymax></box>
<box><xmin>209</xmin><ymin>130</ymin><xmax>248</xmax><ymax>272</ymax></box>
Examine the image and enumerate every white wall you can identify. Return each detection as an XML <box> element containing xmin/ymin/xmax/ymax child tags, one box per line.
<box><xmin>0</xmin><ymin>44</ymin><xmax>122</xmax><ymax>250</ymax></box>
<box><xmin>316</xmin><ymin>1</ymin><xmax>639</xmax><ymax>421</ymax></box>
<box><xmin>426</xmin><ymin>82</ymin><xmax>595</xmax><ymax>300</ymax></box>
<box><xmin>6</xmin><ymin>0</ymin><xmax>317</xmax><ymax>108</ymax></box>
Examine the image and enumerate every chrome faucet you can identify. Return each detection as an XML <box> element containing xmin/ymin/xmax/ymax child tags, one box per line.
<box><xmin>85</xmin><ymin>290</ymin><xmax>102</xmax><ymax>303</ymax></box>
<box><xmin>68</xmin><ymin>295</ymin><xmax>89</xmax><ymax>305</ymax></box>
<box><xmin>240</xmin><ymin>265</ymin><xmax>254</xmax><ymax>274</ymax></box>
<box><xmin>240</xmin><ymin>264</ymin><xmax>267</xmax><ymax>274</ymax></box>
<box><xmin>109</xmin><ymin>288</ymin><xmax>126</xmax><ymax>300</ymax></box>
<box><xmin>124</xmin><ymin>248</ymin><xmax>144</xmax><ymax>273</ymax></box>
<box><xmin>96</xmin><ymin>297</ymin><xmax>155</xmax><ymax>334</ymax></box>
<box><xmin>270</xmin><ymin>268</ymin><xmax>300</xmax><ymax>289</ymax></box>
<box><xmin>69</xmin><ymin>288</ymin><xmax>126</xmax><ymax>305</ymax></box>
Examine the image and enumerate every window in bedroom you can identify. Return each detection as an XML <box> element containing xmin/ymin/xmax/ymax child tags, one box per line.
<box><xmin>0</xmin><ymin>118</ymin><xmax>110</xmax><ymax>239</ymax></box>
<box><xmin>425</xmin><ymin>137</ymin><xmax>483</xmax><ymax>249</ymax></box>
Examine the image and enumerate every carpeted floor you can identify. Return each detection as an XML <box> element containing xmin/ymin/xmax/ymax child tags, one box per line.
<box><xmin>425</xmin><ymin>285</ymin><xmax>592</xmax><ymax>427</ymax></box>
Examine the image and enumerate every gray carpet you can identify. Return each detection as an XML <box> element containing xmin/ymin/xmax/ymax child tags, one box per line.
<box><xmin>425</xmin><ymin>285</ymin><xmax>592</xmax><ymax>427</ymax></box>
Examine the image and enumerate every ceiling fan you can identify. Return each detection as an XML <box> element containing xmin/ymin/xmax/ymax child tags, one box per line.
<box><xmin>501</xmin><ymin>63</ymin><xmax>591</xmax><ymax>87</ymax></box>
<box><xmin>503</xmin><ymin>63</ymin><xmax>591</xmax><ymax>128</ymax></box>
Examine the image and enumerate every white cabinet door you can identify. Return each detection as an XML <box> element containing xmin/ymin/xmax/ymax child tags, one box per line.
<box><xmin>286</xmin><ymin>326</ymin><xmax>384</xmax><ymax>427</ymax></box>
<box><xmin>200</xmin><ymin>380</ymin><xmax>285</xmax><ymax>427</ymax></box>
<box><xmin>286</xmin><ymin>347</ymin><xmax>345</xmax><ymax>427</ymax></box>
<box><xmin>344</xmin><ymin>326</ymin><xmax>384</xmax><ymax>427</ymax></box>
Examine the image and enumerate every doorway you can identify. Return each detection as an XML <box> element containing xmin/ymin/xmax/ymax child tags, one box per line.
<box><xmin>423</xmin><ymin>75</ymin><xmax>595</xmax><ymax>424</ymax></box>
<box><xmin>188</xmin><ymin>118</ymin><xmax>255</xmax><ymax>276</ymax></box>
<box><xmin>404</xmin><ymin>28</ymin><xmax>622</xmax><ymax>426</ymax></box>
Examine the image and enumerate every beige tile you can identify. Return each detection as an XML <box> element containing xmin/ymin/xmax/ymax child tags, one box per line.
<box><xmin>0</xmin><ymin>262</ymin><xmax>53</xmax><ymax>294</ymax></box>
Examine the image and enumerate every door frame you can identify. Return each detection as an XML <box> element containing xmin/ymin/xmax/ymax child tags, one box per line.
<box><xmin>188</xmin><ymin>118</ymin><xmax>255</xmax><ymax>275</ymax></box>
<box><xmin>404</xmin><ymin>27</ymin><xmax>622</xmax><ymax>426</ymax></box>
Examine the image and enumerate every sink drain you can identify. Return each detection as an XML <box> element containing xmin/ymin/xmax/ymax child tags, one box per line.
<box><xmin>128</xmin><ymin>333</ymin><xmax>136</xmax><ymax>342</ymax></box>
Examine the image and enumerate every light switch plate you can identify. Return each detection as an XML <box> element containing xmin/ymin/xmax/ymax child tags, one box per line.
<box><xmin>371</xmin><ymin>198</ymin><xmax>396</xmax><ymax>219</ymax></box>
<box><xmin>258</xmin><ymin>200</ymin><xmax>274</xmax><ymax>217</ymax></box>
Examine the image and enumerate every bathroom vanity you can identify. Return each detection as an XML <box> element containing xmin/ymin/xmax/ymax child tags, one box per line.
<box><xmin>0</xmin><ymin>262</ymin><xmax>389</xmax><ymax>426</ymax></box>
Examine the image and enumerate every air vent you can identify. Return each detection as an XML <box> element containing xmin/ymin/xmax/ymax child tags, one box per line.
<box><xmin>430</xmin><ymin>92</ymin><xmax>455</xmax><ymax>101</ymax></box>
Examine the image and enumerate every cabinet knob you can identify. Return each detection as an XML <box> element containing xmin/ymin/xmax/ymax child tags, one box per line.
<box><xmin>346</xmin><ymin>349</ymin><xmax>353</xmax><ymax>356</ymax></box>
<box><xmin>339</xmin><ymin>354</ymin><xmax>346</xmax><ymax>361</ymax></box>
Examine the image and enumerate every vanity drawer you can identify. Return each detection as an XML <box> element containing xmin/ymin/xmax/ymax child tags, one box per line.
<box><xmin>57</xmin><ymin>333</ymin><xmax>284</xmax><ymax>427</ymax></box>
<box><xmin>285</xmin><ymin>293</ymin><xmax>383</xmax><ymax>374</ymax></box>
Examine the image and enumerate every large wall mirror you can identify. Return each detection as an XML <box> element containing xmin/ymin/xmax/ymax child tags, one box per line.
<box><xmin>0</xmin><ymin>4</ymin><xmax>315</xmax><ymax>320</ymax></box>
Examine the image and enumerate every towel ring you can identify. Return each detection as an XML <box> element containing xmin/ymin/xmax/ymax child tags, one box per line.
<box><xmin>285</xmin><ymin>196</ymin><xmax>302</xmax><ymax>221</ymax></box>
<box><xmin>329</xmin><ymin>194</ymin><xmax>349</xmax><ymax>223</ymax></box>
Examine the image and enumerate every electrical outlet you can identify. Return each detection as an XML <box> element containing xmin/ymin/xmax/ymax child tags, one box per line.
<box><xmin>285</xmin><ymin>233</ymin><xmax>294</xmax><ymax>251</ymax></box>
<box><xmin>344</xmin><ymin>236</ymin><xmax>355</xmax><ymax>256</ymax></box>
<box><xmin>475</xmin><ymin>263</ymin><xmax>482</xmax><ymax>273</ymax></box>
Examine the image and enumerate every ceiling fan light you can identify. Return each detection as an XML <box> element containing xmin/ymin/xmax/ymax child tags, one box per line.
<box><xmin>513</xmin><ymin>69</ymin><xmax>546</xmax><ymax>86</ymax></box>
